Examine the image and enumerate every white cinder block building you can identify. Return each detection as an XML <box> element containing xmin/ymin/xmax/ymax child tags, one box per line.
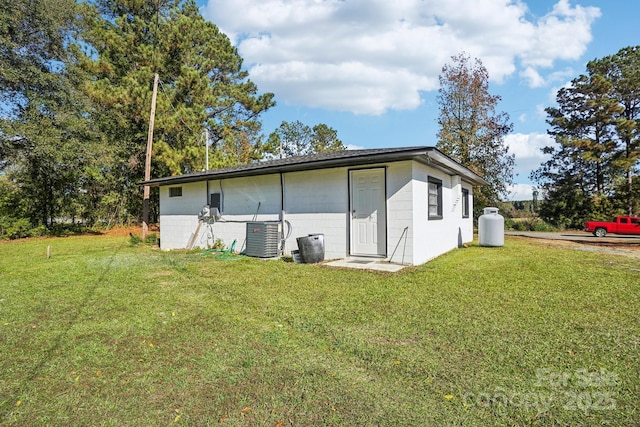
<box><xmin>142</xmin><ymin>146</ymin><xmax>487</xmax><ymax>266</ymax></box>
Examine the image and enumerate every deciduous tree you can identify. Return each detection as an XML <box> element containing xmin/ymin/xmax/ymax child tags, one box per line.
<box><xmin>436</xmin><ymin>53</ymin><xmax>514</xmax><ymax>215</ymax></box>
<box><xmin>0</xmin><ymin>0</ymin><xmax>99</xmax><ymax>228</ymax></box>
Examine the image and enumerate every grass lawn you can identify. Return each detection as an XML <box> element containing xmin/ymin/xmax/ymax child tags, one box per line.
<box><xmin>0</xmin><ymin>233</ymin><xmax>638</xmax><ymax>426</ymax></box>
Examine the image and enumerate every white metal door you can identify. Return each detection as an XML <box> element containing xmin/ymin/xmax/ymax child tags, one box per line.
<box><xmin>350</xmin><ymin>168</ymin><xmax>386</xmax><ymax>256</ymax></box>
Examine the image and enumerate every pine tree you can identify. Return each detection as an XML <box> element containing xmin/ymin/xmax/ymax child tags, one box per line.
<box><xmin>588</xmin><ymin>47</ymin><xmax>640</xmax><ymax>214</ymax></box>
<box><xmin>266</xmin><ymin>121</ymin><xmax>344</xmax><ymax>158</ymax></box>
<box><xmin>80</xmin><ymin>0</ymin><xmax>275</xmax><ymax>222</ymax></box>
<box><xmin>531</xmin><ymin>48</ymin><xmax>640</xmax><ymax>226</ymax></box>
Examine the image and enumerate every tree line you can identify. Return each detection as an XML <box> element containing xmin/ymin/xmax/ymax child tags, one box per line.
<box><xmin>0</xmin><ymin>0</ymin><xmax>343</xmax><ymax>237</ymax></box>
<box><xmin>4</xmin><ymin>0</ymin><xmax>630</xmax><ymax>238</ymax></box>
<box><xmin>433</xmin><ymin>48</ymin><xmax>640</xmax><ymax>228</ymax></box>
<box><xmin>531</xmin><ymin>46</ymin><xmax>640</xmax><ymax>228</ymax></box>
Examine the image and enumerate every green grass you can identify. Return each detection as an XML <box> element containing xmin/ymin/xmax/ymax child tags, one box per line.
<box><xmin>0</xmin><ymin>234</ymin><xmax>638</xmax><ymax>426</ymax></box>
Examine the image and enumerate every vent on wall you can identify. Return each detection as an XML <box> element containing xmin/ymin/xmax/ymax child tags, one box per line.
<box><xmin>245</xmin><ymin>222</ymin><xmax>281</xmax><ymax>258</ymax></box>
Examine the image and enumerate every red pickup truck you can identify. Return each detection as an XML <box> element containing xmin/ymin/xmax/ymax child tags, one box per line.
<box><xmin>584</xmin><ymin>216</ymin><xmax>640</xmax><ymax>237</ymax></box>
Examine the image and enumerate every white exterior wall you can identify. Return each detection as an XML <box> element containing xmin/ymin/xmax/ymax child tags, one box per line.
<box><xmin>410</xmin><ymin>163</ymin><xmax>475</xmax><ymax>265</ymax></box>
<box><xmin>159</xmin><ymin>181</ymin><xmax>208</xmax><ymax>250</ymax></box>
<box><xmin>283</xmin><ymin>169</ymin><xmax>349</xmax><ymax>260</ymax></box>
<box><xmin>158</xmin><ymin>160</ymin><xmax>477</xmax><ymax>265</ymax></box>
<box><xmin>461</xmin><ymin>183</ymin><xmax>474</xmax><ymax>243</ymax></box>
<box><xmin>206</xmin><ymin>175</ymin><xmax>282</xmax><ymax>253</ymax></box>
<box><xmin>385</xmin><ymin>161</ymin><xmax>415</xmax><ymax>264</ymax></box>
<box><xmin>158</xmin><ymin>170</ymin><xmax>349</xmax><ymax>259</ymax></box>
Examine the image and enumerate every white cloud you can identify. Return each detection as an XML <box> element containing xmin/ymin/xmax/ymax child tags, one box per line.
<box><xmin>521</xmin><ymin>66</ymin><xmax>545</xmax><ymax>88</ymax></box>
<box><xmin>505</xmin><ymin>183</ymin><xmax>540</xmax><ymax>201</ymax></box>
<box><xmin>519</xmin><ymin>0</ymin><xmax>601</xmax><ymax>68</ymax></box>
<box><xmin>249</xmin><ymin>61</ymin><xmax>431</xmax><ymax>114</ymax></box>
<box><xmin>202</xmin><ymin>0</ymin><xmax>600</xmax><ymax>115</ymax></box>
<box><xmin>504</xmin><ymin>132</ymin><xmax>555</xmax><ymax>179</ymax></box>
<box><xmin>546</xmin><ymin>67</ymin><xmax>578</xmax><ymax>85</ymax></box>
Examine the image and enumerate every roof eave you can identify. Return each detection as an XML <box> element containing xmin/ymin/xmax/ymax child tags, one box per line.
<box><xmin>139</xmin><ymin>147</ymin><xmax>488</xmax><ymax>187</ymax></box>
<box><xmin>416</xmin><ymin>150</ymin><xmax>489</xmax><ymax>186</ymax></box>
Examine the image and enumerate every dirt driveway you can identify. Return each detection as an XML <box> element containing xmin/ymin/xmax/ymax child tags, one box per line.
<box><xmin>505</xmin><ymin>231</ymin><xmax>640</xmax><ymax>260</ymax></box>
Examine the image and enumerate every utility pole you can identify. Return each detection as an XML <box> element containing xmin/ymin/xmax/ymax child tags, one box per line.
<box><xmin>205</xmin><ymin>128</ymin><xmax>209</xmax><ymax>171</ymax></box>
<box><xmin>142</xmin><ymin>73</ymin><xmax>159</xmax><ymax>241</ymax></box>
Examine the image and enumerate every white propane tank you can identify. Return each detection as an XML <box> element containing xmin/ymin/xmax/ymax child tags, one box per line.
<box><xmin>478</xmin><ymin>207</ymin><xmax>504</xmax><ymax>247</ymax></box>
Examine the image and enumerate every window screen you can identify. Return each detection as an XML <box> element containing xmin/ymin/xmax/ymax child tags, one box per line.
<box><xmin>428</xmin><ymin>178</ymin><xmax>443</xmax><ymax>219</ymax></box>
<box><xmin>462</xmin><ymin>188</ymin><xmax>470</xmax><ymax>218</ymax></box>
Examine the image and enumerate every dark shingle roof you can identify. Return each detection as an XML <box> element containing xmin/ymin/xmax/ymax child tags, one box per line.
<box><xmin>140</xmin><ymin>146</ymin><xmax>487</xmax><ymax>186</ymax></box>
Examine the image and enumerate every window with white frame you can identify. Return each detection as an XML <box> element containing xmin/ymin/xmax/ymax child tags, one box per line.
<box><xmin>428</xmin><ymin>177</ymin><xmax>443</xmax><ymax>220</ymax></box>
<box><xmin>169</xmin><ymin>187</ymin><xmax>182</xmax><ymax>197</ymax></box>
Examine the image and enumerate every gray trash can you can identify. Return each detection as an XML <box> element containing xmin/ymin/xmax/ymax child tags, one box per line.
<box><xmin>296</xmin><ymin>234</ymin><xmax>325</xmax><ymax>263</ymax></box>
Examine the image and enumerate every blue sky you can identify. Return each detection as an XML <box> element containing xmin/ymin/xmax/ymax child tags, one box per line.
<box><xmin>197</xmin><ymin>0</ymin><xmax>639</xmax><ymax>200</ymax></box>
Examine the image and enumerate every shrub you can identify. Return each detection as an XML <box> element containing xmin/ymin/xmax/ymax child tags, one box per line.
<box><xmin>128</xmin><ymin>233</ymin><xmax>143</xmax><ymax>245</ymax></box>
<box><xmin>506</xmin><ymin>219</ymin><xmax>528</xmax><ymax>231</ymax></box>
<box><xmin>28</xmin><ymin>225</ymin><xmax>49</xmax><ymax>238</ymax></box>
<box><xmin>0</xmin><ymin>217</ymin><xmax>33</xmax><ymax>239</ymax></box>
<box><xmin>129</xmin><ymin>232</ymin><xmax>158</xmax><ymax>246</ymax></box>
<box><xmin>504</xmin><ymin>217</ymin><xmax>557</xmax><ymax>232</ymax></box>
<box><xmin>145</xmin><ymin>233</ymin><xmax>158</xmax><ymax>246</ymax></box>
<box><xmin>531</xmin><ymin>219</ymin><xmax>557</xmax><ymax>232</ymax></box>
